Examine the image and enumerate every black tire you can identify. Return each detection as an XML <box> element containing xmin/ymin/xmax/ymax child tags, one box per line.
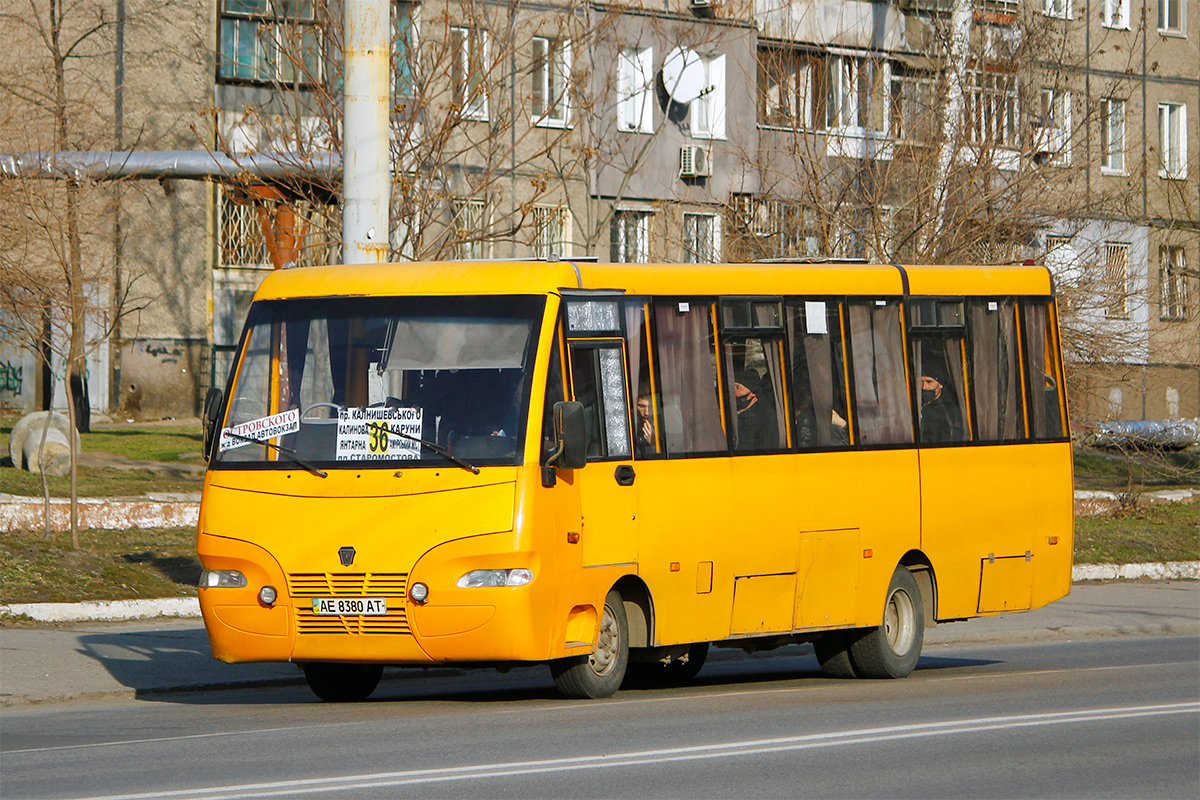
<box><xmin>813</xmin><ymin>631</ymin><xmax>859</xmax><ymax>678</ymax></box>
<box><xmin>849</xmin><ymin>567</ymin><xmax>924</xmax><ymax>679</ymax></box>
<box><xmin>550</xmin><ymin>590</ymin><xmax>629</xmax><ymax>699</ymax></box>
<box><xmin>303</xmin><ymin>662</ymin><xmax>384</xmax><ymax>702</ymax></box>
<box><xmin>625</xmin><ymin>642</ymin><xmax>709</xmax><ymax>687</ymax></box>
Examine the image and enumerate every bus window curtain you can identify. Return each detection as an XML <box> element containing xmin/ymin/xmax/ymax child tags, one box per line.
<box><xmin>849</xmin><ymin>302</ymin><xmax>912</xmax><ymax>445</ymax></box>
<box><xmin>654</xmin><ymin>300</ymin><xmax>725</xmax><ymax>454</ymax></box>
<box><xmin>970</xmin><ymin>300</ymin><xmax>1022</xmax><ymax>441</ymax></box>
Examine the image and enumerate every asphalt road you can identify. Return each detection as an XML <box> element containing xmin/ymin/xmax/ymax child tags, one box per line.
<box><xmin>2</xmin><ymin>635</ymin><xmax>1197</xmax><ymax>800</ymax></box>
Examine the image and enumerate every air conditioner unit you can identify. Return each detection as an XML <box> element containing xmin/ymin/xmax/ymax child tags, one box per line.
<box><xmin>690</xmin><ymin>0</ymin><xmax>714</xmax><ymax>7</ymax></box>
<box><xmin>679</xmin><ymin>145</ymin><xmax>711</xmax><ymax>178</ymax></box>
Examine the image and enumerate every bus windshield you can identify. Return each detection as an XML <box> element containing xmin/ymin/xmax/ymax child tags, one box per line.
<box><xmin>215</xmin><ymin>295</ymin><xmax>544</xmax><ymax>470</ymax></box>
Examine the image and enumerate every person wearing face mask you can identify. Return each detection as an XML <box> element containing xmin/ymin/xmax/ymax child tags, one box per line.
<box><xmin>919</xmin><ymin>367</ymin><xmax>962</xmax><ymax>444</ymax></box>
<box><xmin>732</xmin><ymin>369</ymin><xmax>778</xmax><ymax>451</ymax></box>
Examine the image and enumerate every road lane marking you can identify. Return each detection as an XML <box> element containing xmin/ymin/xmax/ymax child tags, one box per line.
<box><xmin>63</xmin><ymin>701</ymin><xmax>1200</xmax><ymax>800</ymax></box>
<box><xmin>8</xmin><ymin>659</ymin><xmax>1195</xmax><ymax>754</ymax></box>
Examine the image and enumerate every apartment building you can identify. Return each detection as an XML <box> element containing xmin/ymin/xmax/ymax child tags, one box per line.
<box><xmin>1</xmin><ymin>1</ymin><xmax>1195</xmax><ymax>422</ymax></box>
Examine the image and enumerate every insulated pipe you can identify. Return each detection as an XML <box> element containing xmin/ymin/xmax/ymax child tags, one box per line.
<box><xmin>0</xmin><ymin>150</ymin><xmax>340</xmax><ymax>182</ymax></box>
<box><xmin>341</xmin><ymin>0</ymin><xmax>391</xmax><ymax>264</ymax></box>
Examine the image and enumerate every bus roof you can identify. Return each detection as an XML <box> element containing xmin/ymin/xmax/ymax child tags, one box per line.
<box><xmin>250</xmin><ymin>261</ymin><xmax>1052</xmax><ymax>302</ymax></box>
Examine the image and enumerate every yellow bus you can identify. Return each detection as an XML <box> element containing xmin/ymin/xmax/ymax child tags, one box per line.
<box><xmin>197</xmin><ymin>260</ymin><xmax>1073</xmax><ymax>701</ymax></box>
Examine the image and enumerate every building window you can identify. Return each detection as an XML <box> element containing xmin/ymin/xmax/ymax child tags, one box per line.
<box><xmin>1034</xmin><ymin>88</ymin><xmax>1072</xmax><ymax>165</ymax></box>
<box><xmin>532</xmin><ymin>37</ymin><xmax>571</xmax><ymax>127</ymax></box>
<box><xmin>1158</xmin><ymin>0</ymin><xmax>1185</xmax><ymax>34</ymax></box>
<box><xmin>451</xmin><ymin>27</ymin><xmax>489</xmax><ymax>121</ymax></box>
<box><xmin>618</xmin><ymin>46</ymin><xmax>654</xmax><ymax>133</ymax></box>
<box><xmin>759</xmin><ymin>46</ymin><xmax>816</xmax><ymax>129</ymax></box>
<box><xmin>965</xmin><ymin>71</ymin><xmax>1018</xmax><ymax>148</ymax></box>
<box><xmin>727</xmin><ymin>196</ymin><xmax>820</xmax><ymax>261</ymax></box>
<box><xmin>890</xmin><ymin>68</ymin><xmax>935</xmax><ymax>143</ymax></box>
<box><xmin>1043</xmin><ymin>0</ymin><xmax>1072</xmax><ymax>19</ymax></box>
<box><xmin>393</xmin><ymin>1</ymin><xmax>416</xmax><ymax>98</ymax></box>
<box><xmin>449</xmin><ymin>199</ymin><xmax>487</xmax><ymax>259</ymax></box>
<box><xmin>1100</xmin><ymin>98</ymin><xmax>1126</xmax><ymax>174</ymax></box>
<box><xmin>1102</xmin><ymin>0</ymin><xmax>1130</xmax><ymax>28</ymax></box>
<box><xmin>611</xmin><ymin>210</ymin><xmax>651</xmax><ymax>263</ymax></box>
<box><xmin>1103</xmin><ymin>242</ymin><xmax>1130</xmax><ymax>319</ymax></box>
<box><xmin>690</xmin><ymin>53</ymin><xmax>726</xmax><ymax>140</ymax></box>
<box><xmin>532</xmin><ymin>206</ymin><xmax>570</xmax><ymax>259</ymax></box>
<box><xmin>825</xmin><ymin>54</ymin><xmax>887</xmax><ymax>133</ymax></box>
<box><xmin>219</xmin><ymin>0</ymin><xmax>322</xmax><ymax>84</ymax></box>
<box><xmin>1159</xmin><ymin>246</ymin><xmax>1190</xmax><ymax>320</ymax></box>
<box><xmin>683</xmin><ymin>213</ymin><xmax>721</xmax><ymax>263</ymax></box>
<box><xmin>1158</xmin><ymin>103</ymin><xmax>1188</xmax><ymax>179</ymax></box>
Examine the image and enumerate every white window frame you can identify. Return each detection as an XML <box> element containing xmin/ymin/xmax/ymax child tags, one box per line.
<box><xmin>218</xmin><ymin>1</ymin><xmax>323</xmax><ymax>85</ymax></box>
<box><xmin>532</xmin><ymin>36</ymin><xmax>571</xmax><ymax>128</ymax></box>
<box><xmin>1043</xmin><ymin>0</ymin><xmax>1072</xmax><ymax>19</ymax></box>
<box><xmin>1159</xmin><ymin>245</ymin><xmax>1190</xmax><ymax>320</ymax></box>
<box><xmin>825</xmin><ymin>53</ymin><xmax>889</xmax><ymax>135</ymax></box>
<box><xmin>618</xmin><ymin>46</ymin><xmax>654</xmax><ymax>133</ymax></box>
<box><xmin>450</xmin><ymin>199</ymin><xmax>488</xmax><ymax>259</ymax></box>
<box><xmin>690</xmin><ymin>53</ymin><xmax>726</xmax><ymax>140</ymax></box>
<box><xmin>1158</xmin><ymin>103</ymin><xmax>1188</xmax><ymax>179</ymax></box>
<box><xmin>1102</xmin><ymin>242</ymin><xmax>1130</xmax><ymax>319</ymax></box>
<box><xmin>1102</xmin><ymin>0</ymin><xmax>1130</xmax><ymax>28</ymax></box>
<box><xmin>759</xmin><ymin>46</ymin><xmax>814</xmax><ymax>130</ymax></box>
<box><xmin>452</xmin><ymin>26</ymin><xmax>489</xmax><ymax>121</ymax></box>
<box><xmin>611</xmin><ymin>210</ymin><xmax>651</xmax><ymax>263</ymax></box>
<box><xmin>682</xmin><ymin>212</ymin><xmax>722</xmax><ymax>263</ymax></box>
<box><xmin>1100</xmin><ymin>98</ymin><xmax>1126</xmax><ymax>175</ymax></box>
<box><xmin>1035</xmin><ymin>87</ymin><xmax>1072</xmax><ymax>166</ymax></box>
<box><xmin>1158</xmin><ymin>0</ymin><xmax>1186</xmax><ymax>34</ymax></box>
<box><xmin>532</xmin><ymin>205</ymin><xmax>571</xmax><ymax>259</ymax></box>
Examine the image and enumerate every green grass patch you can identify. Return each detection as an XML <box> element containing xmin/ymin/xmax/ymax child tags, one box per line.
<box><xmin>1075</xmin><ymin>503</ymin><xmax>1199</xmax><ymax>564</ymax></box>
<box><xmin>1074</xmin><ymin>445</ymin><xmax>1200</xmax><ymax>491</ymax></box>
<box><xmin>0</xmin><ymin>527</ymin><xmax>200</xmax><ymax>604</ymax></box>
<box><xmin>0</xmin><ymin>467</ymin><xmax>202</xmax><ymax>498</ymax></box>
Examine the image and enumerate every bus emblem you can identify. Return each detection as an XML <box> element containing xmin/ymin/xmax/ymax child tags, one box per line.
<box><xmin>338</xmin><ymin>546</ymin><xmax>356</xmax><ymax>567</ymax></box>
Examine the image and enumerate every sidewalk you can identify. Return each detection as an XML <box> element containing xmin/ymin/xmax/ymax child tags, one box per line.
<box><xmin>1</xmin><ymin>581</ymin><xmax>1196</xmax><ymax>707</ymax></box>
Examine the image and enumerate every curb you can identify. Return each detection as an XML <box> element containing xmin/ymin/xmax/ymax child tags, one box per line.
<box><xmin>2</xmin><ymin>565</ymin><xmax>1197</xmax><ymax>623</ymax></box>
<box><xmin>0</xmin><ymin>496</ymin><xmax>199</xmax><ymax>534</ymax></box>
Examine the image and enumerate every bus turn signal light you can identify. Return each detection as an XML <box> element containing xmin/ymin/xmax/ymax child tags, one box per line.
<box><xmin>1049</xmin><ymin>536</ymin><xmax>1059</xmax><ymax>545</ymax></box>
<box><xmin>863</xmin><ymin>549</ymin><xmax>873</xmax><ymax>559</ymax></box>
<box><xmin>567</xmin><ymin>532</ymin><xmax>580</xmax><ymax>544</ymax></box>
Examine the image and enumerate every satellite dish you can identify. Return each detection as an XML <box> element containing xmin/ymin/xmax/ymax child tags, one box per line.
<box><xmin>662</xmin><ymin>47</ymin><xmax>706</xmax><ymax>104</ymax></box>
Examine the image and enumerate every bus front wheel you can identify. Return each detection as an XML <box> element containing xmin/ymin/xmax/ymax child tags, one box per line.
<box><xmin>550</xmin><ymin>590</ymin><xmax>629</xmax><ymax>699</ymax></box>
<box><xmin>302</xmin><ymin>662</ymin><xmax>383</xmax><ymax>702</ymax></box>
<box><xmin>849</xmin><ymin>567</ymin><xmax>924</xmax><ymax>679</ymax></box>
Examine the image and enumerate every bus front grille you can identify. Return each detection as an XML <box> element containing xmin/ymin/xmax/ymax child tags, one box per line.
<box><xmin>289</xmin><ymin>572</ymin><xmax>411</xmax><ymax>636</ymax></box>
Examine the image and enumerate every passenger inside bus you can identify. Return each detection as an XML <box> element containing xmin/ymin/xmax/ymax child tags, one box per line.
<box><xmin>919</xmin><ymin>365</ymin><xmax>963</xmax><ymax>443</ymax></box>
<box><xmin>732</xmin><ymin>370</ymin><xmax>778</xmax><ymax>451</ymax></box>
<box><xmin>635</xmin><ymin>393</ymin><xmax>656</xmax><ymax>457</ymax></box>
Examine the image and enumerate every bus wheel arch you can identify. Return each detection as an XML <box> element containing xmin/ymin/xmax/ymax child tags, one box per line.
<box><xmin>899</xmin><ymin>550</ymin><xmax>938</xmax><ymax>627</ymax></box>
<box><xmin>613</xmin><ymin>574</ymin><xmax>653</xmax><ymax>648</ymax></box>
<box><xmin>550</xmin><ymin>587</ymin><xmax>630</xmax><ymax>698</ymax></box>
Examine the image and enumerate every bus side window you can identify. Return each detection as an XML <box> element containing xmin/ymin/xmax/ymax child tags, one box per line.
<box><xmin>540</xmin><ymin>330</ymin><xmax>564</xmax><ymax>463</ymax></box>
<box><xmin>569</xmin><ymin>343</ymin><xmax>633</xmax><ymax>460</ymax></box>
<box><xmin>786</xmin><ymin>300</ymin><xmax>850</xmax><ymax>448</ymax></box>
<box><xmin>653</xmin><ymin>300</ymin><xmax>726</xmax><ymax>456</ymax></box>
<box><xmin>847</xmin><ymin>300</ymin><xmax>913</xmax><ymax>445</ymax></box>
<box><xmin>909</xmin><ymin>299</ymin><xmax>970</xmax><ymax>445</ymax></box>
<box><xmin>625</xmin><ymin>300</ymin><xmax>663</xmax><ymax>459</ymax></box>
<box><xmin>721</xmin><ymin>336</ymin><xmax>786</xmax><ymax>452</ymax></box>
<box><xmin>968</xmin><ymin>299</ymin><xmax>1024</xmax><ymax>442</ymax></box>
<box><xmin>1021</xmin><ymin>300</ymin><xmax>1067</xmax><ymax>439</ymax></box>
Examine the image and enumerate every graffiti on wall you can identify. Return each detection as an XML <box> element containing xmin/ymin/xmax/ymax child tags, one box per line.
<box><xmin>0</xmin><ymin>359</ymin><xmax>22</xmax><ymax>395</ymax></box>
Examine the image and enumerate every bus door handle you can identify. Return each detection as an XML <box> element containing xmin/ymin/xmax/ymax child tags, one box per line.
<box><xmin>614</xmin><ymin>464</ymin><xmax>636</xmax><ymax>486</ymax></box>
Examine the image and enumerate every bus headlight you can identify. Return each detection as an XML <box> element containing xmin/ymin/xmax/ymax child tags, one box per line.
<box><xmin>258</xmin><ymin>585</ymin><xmax>278</xmax><ymax>606</ymax></box>
<box><xmin>455</xmin><ymin>569</ymin><xmax>534</xmax><ymax>588</ymax></box>
<box><xmin>409</xmin><ymin>582</ymin><xmax>429</xmax><ymax>604</ymax></box>
<box><xmin>199</xmin><ymin>569</ymin><xmax>247</xmax><ymax>588</ymax></box>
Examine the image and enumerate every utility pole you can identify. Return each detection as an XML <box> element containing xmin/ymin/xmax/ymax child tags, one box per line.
<box><xmin>341</xmin><ymin>0</ymin><xmax>391</xmax><ymax>264</ymax></box>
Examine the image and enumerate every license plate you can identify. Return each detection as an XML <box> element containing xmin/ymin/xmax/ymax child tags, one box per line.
<box><xmin>311</xmin><ymin>597</ymin><xmax>388</xmax><ymax>616</ymax></box>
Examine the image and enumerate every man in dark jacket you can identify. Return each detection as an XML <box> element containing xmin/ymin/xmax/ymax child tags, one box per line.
<box><xmin>920</xmin><ymin>368</ymin><xmax>963</xmax><ymax>443</ymax></box>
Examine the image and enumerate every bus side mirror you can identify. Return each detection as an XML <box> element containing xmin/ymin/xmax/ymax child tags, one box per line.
<box><xmin>203</xmin><ymin>387</ymin><xmax>224</xmax><ymax>461</ymax></box>
<box><xmin>552</xmin><ymin>401</ymin><xmax>587</xmax><ymax>470</ymax></box>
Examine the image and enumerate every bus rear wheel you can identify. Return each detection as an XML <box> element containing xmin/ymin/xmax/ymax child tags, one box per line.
<box><xmin>849</xmin><ymin>567</ymin><xmax>924</xmax><ymax>679</ymax></box>
<box><xmin>550</xmin><ymin>590</ymin><xmax>629</xmax><ymax>699</ymax></box>
<box><xmin>302</xmin><ymin>662</ymin><xmax>383</xmax><ymax>702</ymax></box>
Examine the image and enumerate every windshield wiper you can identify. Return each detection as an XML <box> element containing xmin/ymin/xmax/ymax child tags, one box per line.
<box><xmin>368</xmin><ymin>421</ymin><xmax>480</xmax><ymax>475</ymax></box>
<box><xmin>220</xmin><ymin>430</ymin><xmax>328</xmax><ymax>478</ymax></box>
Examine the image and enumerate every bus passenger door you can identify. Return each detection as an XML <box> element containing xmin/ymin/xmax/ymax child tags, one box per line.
<box><xmin>567</xmin><ymin>341</ymin><xmax>638</xmax><ymax>568</ymax></box>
